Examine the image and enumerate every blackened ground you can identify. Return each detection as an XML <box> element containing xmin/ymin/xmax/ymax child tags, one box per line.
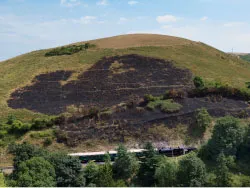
<box><xmin>8</xmin><ymin>54</ymin><xmax>193</xmax><ymax>114</ymax></box>
<box><xmin>58</xmin><ymin>96</ymin><xmax>249</xmax><ymax>146</ymax></box>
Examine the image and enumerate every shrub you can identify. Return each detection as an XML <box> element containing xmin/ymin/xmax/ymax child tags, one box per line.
<box><xmin>147</xmin><ymin>99</ymin><xmax>182</xmax><ymax>113</ymax></box>
<box><xmin>193</xmin><ymin>76</ymin><xmax>205</xmax><ymax>89</ymax></box>
<box><xmin>43</xmin><ymin>138</ymin><xmax>53</xmax><ymax>147</ymax></box>
<box><xmin>164</xmin><ymin>89</ymin><xmax>185</xmax><ymax>99</ymax></box>
<box><xmin>195</xmin><ymin>108</ymin><xmax>212</xmax><ymax>133</ymax></box>
<box><xmin>31</xmin><ymin>118</ymin><xmax>54</xmax><ymax>130</ymax></box>
<box><xmin>45</xmin><ymin>43</ymin><xmax>95</xmax><ymax>57</ymax></box>
<box><xmin>11</xmin><ymin>120</ymin><xmax>32</xmax><ymax>133</ymax></box>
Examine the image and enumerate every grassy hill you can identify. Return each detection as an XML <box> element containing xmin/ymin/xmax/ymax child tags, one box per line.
<box><xmin>1</xmin><ymin>34</ymin><xmax>250</xmax><ymax>121</ymax></box>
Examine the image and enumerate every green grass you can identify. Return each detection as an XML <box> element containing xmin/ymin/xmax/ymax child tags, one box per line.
<box><xmin>240</xmin><ymin>54</ymin><xmax>250</xmax><ymax>62</ymax></box>
<box><xmin>147</xmin><ymin>99</ymin><xmax>182</xmax><ymax>113</ymax></box>
<box><xmin>0</xmin><ymin>173</ymin><xmax>5</xmax><ymax>187</ymax></box>
<box><xmin>1</xmin><ymin>34</ymin><xmax>250</xmax><ymax>121</ymax></box>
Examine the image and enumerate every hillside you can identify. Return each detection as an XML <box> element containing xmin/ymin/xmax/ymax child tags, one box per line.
<box><xmin>240</xmin><ymin>54</ymin><xmax>250</xmax><ymax>62</ymax></box>
<box><xmin>1</xmin><ymin>34</ymin><xmax>250</xmax><ymax>121</ymax></box>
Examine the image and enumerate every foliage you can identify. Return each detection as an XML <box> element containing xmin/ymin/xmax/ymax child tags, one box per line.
<box><xmin>45</xmin><ymin>43</ymin><xmax>95</xmax><ymax>57</ymax></box>
<box><xmin>96</xmin><ymin>154</ymin><xmax>115</xmax><ymax>187</ymax></box>
<box><xmin>84</xmin><ymin>161</ymin><xmax>99</xmax><ymax>186</ymax></box>
<box><xmin>177</xmin><ymin>152</ymin><xmax>206</xmax><ymax>187</ymax></box>
<box><xmin>31</xmin><ymin>117</ymin><xmax>55</xmax><ymax>130</ymax></box>
<box><xmin>10</xmin><ymin>120</ymin><xmax>31</xmax><ymax>133</ymax></box>
<box><xmin>240</xmin><ymin>54</ymin><xmax>250</xmax><ymax>62</ymax></box>
<box><xmin>0</xmin><ymin>173</ymin><xmax>6</xmax><ymax>187</ymax></box>
<box><xmin>146</xmin><ymin>99</ymin><xmax>182</xmax><ymax>113</ymax></box>
<box><xmin>113</xmin><ymin>145</ymin><xmax>139</xmax><ymax>182</ymax></box>
<box><xmin>14</xmin><ymin>157</ymin><xmax>56</xmax><ymax>187</ymax></box>
<box><xmin>193</xmin><ymin>76</ymin><xmax>205</xmax><ymax>89</ymax></box>
<box><xmin>144</xmin><ymin>94</ymin><xmax>162</xmax><ymax>102</ymax></box>
<box><xmin>136</xmin><ymin>142</ymin><xmax>160</xmax><ymax>187</ymax></box>
<box><xmin>8</xmin><ymin>143</ymin><xmax>47</xmax><ymax>169</ymax></box>
<box><xmin>47</xmin><ymin>152</ymin><xmax>85</xmax><ymax>187</ymax></box>
<box><xmin>194</xmin><ymin>108</ymin><xmax>212</xmax><ymax>134</ymax></box>
<box><xmin>43</xmin><ymin>137</ymin><xmax>52</xmax><ymax>146</ymax></box>
<box><xmin>205</xmin><ymin>116</ymin><xmax>245</xmax><ymax>160</ymax></box>
<box><xmin>155</xmin><ymin>157</ymin><xmax>178</xmax><ymax>187</ymax></box>
<box><xmin>214</xmin><ymin>153</ymin><xmax>232</xmax><ymax>187</ymax></box>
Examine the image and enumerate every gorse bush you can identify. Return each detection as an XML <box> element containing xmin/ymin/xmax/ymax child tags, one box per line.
<box><xmin>45</xmin><ymin>43</ymin><xmax>96</xmax><ymax>57</ymax></box>
<box><xmin>146</xmin><ymin>99</ymin><xmax>182</xmax><ymax>113</ymax></box>
<box><xmin>193</xmin><ymin>76</ymin><xmax>205</xmax><ymax>89</ymax></box>
<box><xmin>195</xmin><ymin>108</ymin><xmax>212</xmax><ymax>134</ymax></box>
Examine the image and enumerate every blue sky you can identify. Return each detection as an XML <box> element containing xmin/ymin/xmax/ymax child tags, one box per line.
<box><xmin>1</xmin><ymin>0</ymin><xmax>250</xmax><ymax>61</ymax></box>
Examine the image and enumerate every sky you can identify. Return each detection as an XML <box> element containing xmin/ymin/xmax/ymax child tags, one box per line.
<box><xmin>0</xmin><ymin>0</ymin><xmax>250</xmax><ymax>61</ymax></box>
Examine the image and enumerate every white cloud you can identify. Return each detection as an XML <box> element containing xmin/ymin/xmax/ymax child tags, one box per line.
<box><xmin>223</xmin><ymin>22</ymin><xmax>245</xmax><ymax>27</ymax></box>
<box><xmin>156</xmin><ymin>14</ymin><xmax>177</xmax><ymax>24</ymax></box>
<box><xmin>128</xmin><ymin>1</ymin><xmax>138</xmax><ymax>5</ymax></box>
<box><xmin>73</xmin><ymin>16</ymin><xmax>96</xmax><ymax>24</ymax></box>
<box><xmin>60</xmin><ymin>0</ymin><xmax>81</xmax><ymax>7</ymax></box>
<box><xmin>200</xmin><ymin>16</ymin><xmax>208</xmax><ymax>21</ymax></box>
<box><xmin>97</xmin><ymin>0</ymin><xmax>108</xmax><ymax>6</ymax></box>
<box><xmin>118</xmin><ymin>17</ymin><xmax>128</xmax><ymax>24</ymax></box>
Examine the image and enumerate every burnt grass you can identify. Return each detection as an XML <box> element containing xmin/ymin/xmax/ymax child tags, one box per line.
<box><xmin>7</xmin><ymin>54</ymin><xmax>250</xmax><ymax>146</ymax></box>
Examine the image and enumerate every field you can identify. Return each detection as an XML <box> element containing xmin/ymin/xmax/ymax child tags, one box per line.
<box><xmin>1</xmin><ymin>34</ymin><xmax>250</xmax><ymax>121</ymax></box>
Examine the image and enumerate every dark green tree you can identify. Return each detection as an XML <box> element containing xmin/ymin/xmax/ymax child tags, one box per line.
<box><xmin>47</xmin><ymin>152</ymin><xmax>85</xmax><ymax>187</ymax></box>
<box><xmin>136</xmin><ymin>142</ymin><xmax>159</xmax><ymax>186</ymax></box>
<box><xmin>15</xmin><ymin>157</ymin><xmax>56</xmax><ymax>187</ymax></box>
<box><xmin>96</xmin><ymin>154</ymin><xmax>115</xmax><ymax>187</ymax></box>
<box><xmin>215</xmin><ymin>153</ymin><xmax>232</xmax><ymax>187</ymax></box>
<box><xmin>155</xmin><ymin>157</ymin><xmax>178</xmax><ymax>187</ymax></box>
<box><xmin>113</xmin><ymin>145</ymin><xmax>139</xmax><ymax>182</ymax></box>
<box><xmin>193</xmin><ymin>76</ymin><xmax>205</xmax><ymax>89</ymax></box>
<box><xmin>8</xmin><ymin>143</ymin><xmax>47</xmax><ymax>170</ymax></box>
<box><xmin>177</xmin><ymin>152</ymin><xmax>206</xmax><ymax>187</ymax></box>
<box><xmin>206</xmin><ymin>116</ymin><xmax>245</xmax><ymax>159</ymax></box>
<box><xmin>84</xmin><ymin>161</ymin><xmax>99</xmax><ymax>186</ymax></box>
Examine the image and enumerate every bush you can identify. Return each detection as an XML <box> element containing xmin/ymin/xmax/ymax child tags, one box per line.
<box><xmin>45</xmin><ymin>43</ymin><xmax>95</xmax><ymax>57</ymax></box>
<box><xmin>43</xmin><ymin>137</ymin><xmax>53</xmax><ymax>147</ymax></box>
<box><xmin>195</xmin><ymin>108</ymin><xmax>212</xmax><ymax>133</ymax></box>
<box><xmin>164</xmin><ymin>89</ymin><xmax>185</xmax><ymax>99</ymax></box>
<box><xmin>10</xmin><ymin>120</ymin><xmax>32</xmax><ymax>133</ymax></box>
<box><xmin>146</xmin><ymin>99</ymin><xmax>182</xmax><ymax>113</ymax></box>
<box><xmin>193</xmin><ymin>76</ymin><xmax>205</xmax><ymax>89</ymax></box>
<box><xmin>31</xmin><ymin>118</ymin><xmax>54</xmax><ymax>130</ymax></box>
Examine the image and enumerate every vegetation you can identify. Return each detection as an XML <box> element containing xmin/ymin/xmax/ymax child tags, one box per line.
<box><xmin>177</xmin><ymin>152</ymin><xmax>206</xmax><ymax>186</ymax></box>
<box><xmin>202</xmin><ymin>116</ymin><xmax>246</xmax><ymax>160</ymax></box>
<box><xmin>155</xmin><ymin>157</ymin><xmax>178</xmax><ymax>187</ymax></box>
<box><xmin>146</xmin><ymin>98</ymin><xmax>182</xmax><ymax>113</ymax></box>
<box><xmin>240</xmin><ymin>54</ymin><xmax>250</xmax><ymax>62</ymax></box>
<box><xmin>194</xmin><ymin>108</ymin><xmax>212</xmax><ymax>134</ymax></box>
<box><xmin>14</xmin><ymin>157</ymin><xmax>56</xmax><ymax>187</ymax></box>
<box><xmin>45</xmin><ymin>43</ymin><xmax>95</xmax><ymax>57</ymax></box>
<box><xmin>0</xmin><ymin>173</ymin><xmax>5</xmax><ymax>187</ymax></box>
<box><xmin>193</xmin><ymin>76</ymin><xmax>205</xmax><ymax>89</ymax></box>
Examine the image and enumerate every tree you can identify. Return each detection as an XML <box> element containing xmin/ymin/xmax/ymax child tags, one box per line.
<box><xmin>47</xmin><ymin>152</ymin><xmax>85</xmax><ymax>187</ymax></box>
<box><xmin>155</xmin><ymin>157</ymin><xmax>178</xmax><ymax>187</ymax></box>
<box><xmin>96</xmin><ymin>154</ymin><xmax>115</xmax><ymax>187</ymax></box>
<box><xmin>215</xmin><ymin>153</ymin><xmax>232</xmax><ymax>187</ymax></box>
<box><xmin>193</xmin><ymin>76</ymin><xmax>204</xmax><ymax>89</ymax></box>
<box><xmin>113</xmin><ymin>145</ymin><xmax>139</xmax><ymax>182</ymax></box>
<box><xmin>177</xmin><ymin>152</ymin><xmax>206</xmax><ymax>187</ymax></box>
<box><xmin>8</xmin><ymin>143</ymin><xmax>47</xmax><ymax>170</ymax></box>
<box><xmin>195</xmin><ymin>108</ymin><xmax>212</xmax><ymax>134</ymax></box>
<box><xmin>206</xmin><ymin>116</ymin><xmax>245</xmax><ymax>159</ymax></box>
<box><xmin>15</xmin><ymin>157</ymin><xmax>56</xmax><ymax>187</ymax></box>
<box><xmin>84</xmin><ymin>161</ymin><xmax>99</xmax><ymax>186</ymax></box>
<box><xmin>136</xmin><ymin>142</ymin><xmax>160</xmax><ymax>186</ymax></box>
